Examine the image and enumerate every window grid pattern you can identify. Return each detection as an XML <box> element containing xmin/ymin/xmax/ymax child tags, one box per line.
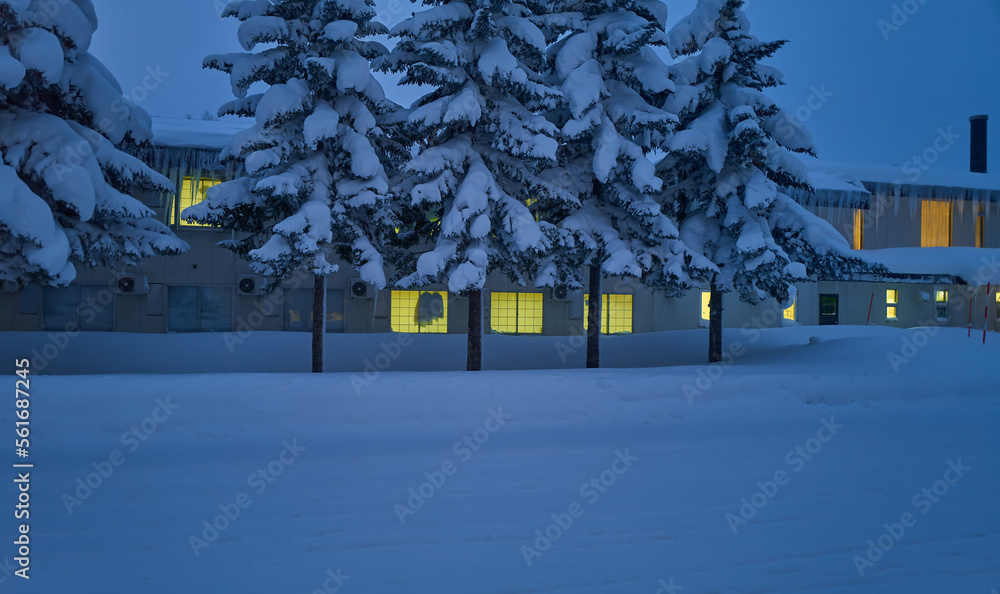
<box><xmin>172</xmin><ymin>177</ymin><xmax>221</xmax><ymax>227</ymax></box>
<box><xmin>583</xmin><ymin>294</ymin><xmax>633</xmax><ymax>334</ymax></box>
<box><xmin>491</xmin><ymin>292</ymin><xmax>543</xmax><ymax>335</ymax></box>
<box><xmin>391</xmin><ymin>290</ymin><xmax>448</xmax><ymax>333</ymax></box>
<box><xmin>886</xmin><ymin>289</ymin><xmax>898</xmax><ymax>320</ymax></box>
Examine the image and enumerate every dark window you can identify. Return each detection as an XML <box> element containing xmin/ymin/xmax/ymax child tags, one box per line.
<box><xmin>168</xmin><ymin>286</ymin><xmax>233</xmax><ymax>332</ymax></box>
<box><xmin>43</xmin><ymin>285</ymin><xmax>114</xmax><ymax>331</ymax></box>
<box><xmin>283</xmin><ymin>289</ymin><xmax>346</xmax><ymax>333</ymax></box>
<box><xmin>819</xmin><ymin>294</ymin><xmax>839</xmax><ymax>326</ymax></box>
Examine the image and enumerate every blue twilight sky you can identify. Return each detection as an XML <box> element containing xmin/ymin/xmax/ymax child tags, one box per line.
<box><xmin>91</xmin><ymin>0</ymin><xmax>1000</xmax><ymax>173</ymax></box>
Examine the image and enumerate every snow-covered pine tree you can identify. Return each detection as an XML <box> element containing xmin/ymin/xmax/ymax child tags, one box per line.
<box><xmin>534</xmin><ymin>0</ymin><xmax>711</xmax><ymax>368</ymax></box>
<box><xmin>660</xmin><ymin>0</ymin><xmax>871</xmax><ymax>363</ymax></box>
<box><xmin>375</xmin><ymin>0</ymin><xmax>571</xmax><ymax>371</ymax></box>
<box><xmin>191</xmin><ymin>0</ymin><xmax>397</xmax><ymax>372</ymax></box>
<box><xmin>0</xmin><ymin>0</ymin><xmax>187</xmax><ymax>287</ymax></box>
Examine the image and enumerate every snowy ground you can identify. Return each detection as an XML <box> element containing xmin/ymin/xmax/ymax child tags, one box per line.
<box><xmin>1</xmin><ymin>326</ymin><xmax>998</xmax><ymax>592</ymax></box>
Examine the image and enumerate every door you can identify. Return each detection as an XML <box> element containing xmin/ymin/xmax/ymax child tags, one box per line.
<box><xmin>820</xmin><ymin>294</ymin><xmax>839</xmax><ymax>326</ymax></box>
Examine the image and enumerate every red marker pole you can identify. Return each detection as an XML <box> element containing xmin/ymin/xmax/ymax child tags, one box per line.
<box><xmin>968</xmin><ymin>293</ymin><xmax>973</xmax><ymax>337</ymax></box>
<box><xmin>984</xmin><ymin>283</ymin><xmax>991</xmax><ymax>345</ymax></box>
<box><xmin>866</xmin><ymin>292</ymin><xmax>874</xmax><ymax>326</ymax></box>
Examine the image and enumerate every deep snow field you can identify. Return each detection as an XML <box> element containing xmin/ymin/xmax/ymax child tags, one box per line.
<box><xmin>1</xmin><ymin>325</ymin><xmax>998</xmax><ymax>593</ymax></box>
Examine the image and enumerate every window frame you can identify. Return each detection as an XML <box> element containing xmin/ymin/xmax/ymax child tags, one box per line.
<box><xmin>920</xmin><ymin>199</ymin><xmax>953</xmax><ymax>248</ymax></box>
<box><xmin>166</xmin><ymin>285</ymin><xmax>234</xmax><ymax>333</ymax></box>
<box><xmin>42</xmin><ymin>285</ymin><xmax>115</xmax><ymax>332</ymax></box>
<box><xmin>490</xmin><ymin>292</ymin><xmax>543</xmax><ymax>335</ymax></box>
<box><xmin>169</xmin><ymin>176</ymin><xmax>224</xmax><ymax>229</ymax></box>
<box><xmin>852</xmin><ymin>209</ymin><xmax>865</xmax><ymax>250</ymax></box>
<box><xmin>783</xmin><ymin>299</ymin><xmax>796</xmax><ymax>321</ymax></box>
<box><xmin>390</xmin><ymin>290</ymin><xmax>449</xmax><ymax>334</ymax></box>
<box><xmin>886</xmin><ymin>289</ymin><xmax>899</xmax><ymax>321</ymax></box>
<box><xmin>583</xmin><ymin>294</ymin><xmax>634</xmax><ymax>335</ymax></box>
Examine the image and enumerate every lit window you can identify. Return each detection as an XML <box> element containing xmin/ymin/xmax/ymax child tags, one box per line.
<box><xmin>701</xmin><ymin>291</ymin><xmax>711</xmax><ymax>321</ymax></box>
<box><xmin>976</xmin><ymin>205</ymin><xmax>985</xmax><ymax>248</ymax></box>
<box><xmin>583</xmin><ymin>294</ymin><xmax>633</xmax><ymax>334</ymax></box>
<box><xmin>886</xmin><ymin>289</ymin><xmax>898</xmax><ymax>320</ymax></box>
<box><xmin>491</xmin><ymin>292</ymin><xmax>543</xmax><ymax>334</ymax></box>
<box><xmin>391</xmin><ymin>290</ymin><xmax>448</xmax><ymax>333</ymax></box>
<box><xmin>524</xmin><ymin>196</ymin><xmax>540</xmax><ymax>222</ymax></box>
<box><xmin>172</xmin><ymin>177</ymin><xmax>221</xmax><ymax>227</ymax></box>
<box><xmin>852</xmin><ymin>209</ymin><xmax>865</xmax><ymax>250</ymax></box>
<box><xmin>935</xmin><ymin>289</ymin><xmax>949</xmax><ymax>321</ymax></box>
<box><xmin>784</xmin><ymin>299</ymin><xmax>796</xmax><ymax>321</ymax></box>
<box><xmin>921</xmin><ymin>200</ymin><xmax>952</xmax><ymax>247</ymax></box>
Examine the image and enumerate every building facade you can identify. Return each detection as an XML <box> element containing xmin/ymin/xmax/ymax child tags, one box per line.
<box><xmin>3</xmin><ymin>117</ymin><xmax>1000</xmax><ymax>336</ymax></box>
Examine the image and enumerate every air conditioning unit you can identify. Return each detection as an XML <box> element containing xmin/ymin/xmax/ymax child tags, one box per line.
<box><xmin>552</xmin><ymin>286</ymin><xmax>572</xmax><ymax>301</ymax></box>
<box><xmin>116</xmin><ymin>273</ymin><xmax>149</xmax><ymax>296</ymax></box>
<box><xmin>350</xmin><ymin>279</ymin><xmax>370</xmax><ymax>299</ymax></box>
<box><xmin>237</xmin><ymin>275</ymin><xmax>266</xmax><ymax>296</ymax></box>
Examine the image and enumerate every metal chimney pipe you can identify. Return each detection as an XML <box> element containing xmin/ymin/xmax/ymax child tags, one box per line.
<box><xmin>970</xmin><ymin>115</ymin><xmax>988</xmax><ymax>173</ymax></box>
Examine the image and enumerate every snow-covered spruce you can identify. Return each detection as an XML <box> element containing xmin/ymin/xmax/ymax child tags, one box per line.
<box><xmin>374</xmin><ymin>0</ymin><xmax>569</xmax><ymax>295</ymax></box>
<box><xmin>533</xmin><ymin>0</ymin><xmax>711</xmax><ymax>297</ymax></box>
<box><xmin>0</xmin><ymin>0</ymin><xmax>187</xmax><ymax>287</ymax></box>
<box><xmin>191</xmin><ymin>0</ymin><xmax>397</xmax><ymax>291</ymax></box>
<box><xmin>659</xmin><ymin>0</ymin><xmax>875</xmax><ymax>321</ymax></box>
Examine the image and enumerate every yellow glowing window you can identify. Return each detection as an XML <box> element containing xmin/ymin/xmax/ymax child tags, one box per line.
<box><xmin>784</xmin><ymin>299</ymin><xmax>796</xmax><ymax>320</ymax></box>
<box><xmin>390</xmin><ymin>290</ymin><xmax>448</xmax><ymax>333</ymax></box>
<box><xmin>172</xmin><ymin>177</ymin><xmax>221</xmax><ymax>227</ymax></box>
<box><xmin>935</xmin><ymin>290</ymin><xmax>948</xmax><ymax>304</ymax></box>
<box><xmin>701</xmin><ymin>291</ymin><xmax>711</xmax><ymax>321</ymax></box>
<box><xmin>852</xmin><ymin>209</ymin><xmax>865</xmax><ymax>250</ymax></box>
<box><xmin>886</xmin><ymin>289</ymin><xmax>898</xmax><ymax>320</ymax></box>
<box><xmin>583</xmin><ymin>294</ymin><xmax>633</xmax><ymax>334</ymax></box>
<box><xmin>976</xmin><ymin>205</ymin><xmax>985</xmax><ymax>248</ymax></box>
<box><xmin>491</xmin><ymin>292</ymin><xmax>543</xmax><ymax>334</ymax></box>
<box><xmin>524</xmin><ymin>196</ymin><xmax>540</xmax><ymax>222</ymax></box>
<box><xmin>921</xmin><ymin>200</ymin><xmax>952</xmax><ymax>247</ymax></box>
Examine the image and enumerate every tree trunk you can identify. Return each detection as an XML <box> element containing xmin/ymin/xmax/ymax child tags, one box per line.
<box><xmin>709</xmin><ymin>280</ymin><xmax>723</xmax><ymax>364</ymax></box>
<box><xmin>312</xmin><ymin>274</ymin><xmax>325</xmax><ymax>373</ymax></box>
<box><xmin>467</xmin><ymin>289</ymin><xmax>482</xmax><ymax>371</ymax></box>
<box><xmin>586</xmin><ymin>265</ymin><xmax>602</xmax><ymax>369</ymax></box>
